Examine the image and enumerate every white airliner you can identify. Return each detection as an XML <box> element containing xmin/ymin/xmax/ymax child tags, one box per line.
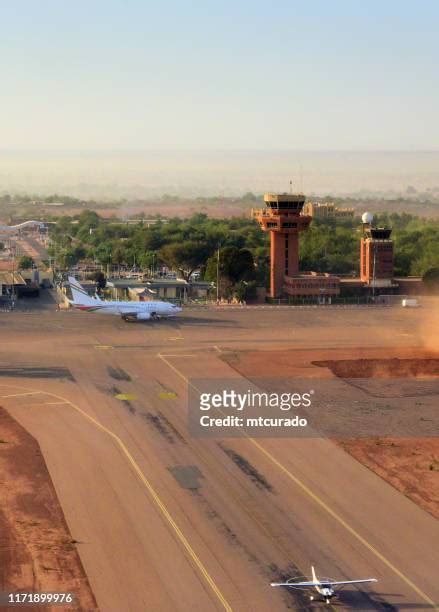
<box><xmin>271</xmin><ymin>565</ymin><xmax>377</xmax><ymax>605</ymax></box>
<box><xmin>68</xmin><ymin>276</ymin><xmax>182</xmax><ymax>321</ymax></box>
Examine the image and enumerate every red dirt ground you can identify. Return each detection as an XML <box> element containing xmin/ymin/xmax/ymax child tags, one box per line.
<box><xmin>338</xmin><ymin>437</ymin><xmax>439</xmax><ymax>520</ymax></box>
<box><xmin>0</xmin><ymin>407</ymin><xmax>97</xmax><ymax>611</ymax></box>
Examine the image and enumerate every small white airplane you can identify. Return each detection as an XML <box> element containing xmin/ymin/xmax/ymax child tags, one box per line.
<box><xmin>271</xmin><ymin>565</ymin><xmax>377</xmax><ymax>605</ymax></box>
<box><xmin>67</xmin><ymin>276</ymin><xmax>182</xmax><ymax>322</ymax></box>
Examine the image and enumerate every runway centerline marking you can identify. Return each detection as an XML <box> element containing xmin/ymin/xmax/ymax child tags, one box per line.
<box><xmin>158</xmin><ymin>353</ymin><xmax>437</xmax><ymax>609</ymax></box>
<box><xmin>0</xmin><ymin>382</ymin><xmax>232</xmax><ymax>612</ymax></box>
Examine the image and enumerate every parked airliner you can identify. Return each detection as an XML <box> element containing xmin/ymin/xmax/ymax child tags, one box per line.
<box><xmin>68</xmin><ymin>276</ymin><xmax>182</xmax><ymax>321</ymax></box>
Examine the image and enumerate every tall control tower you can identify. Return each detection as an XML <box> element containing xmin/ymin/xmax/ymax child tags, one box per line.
<box><xmin>253</xmin><ymin>193</ymin><xmax>311</xmax><ymax>298</ymax></box>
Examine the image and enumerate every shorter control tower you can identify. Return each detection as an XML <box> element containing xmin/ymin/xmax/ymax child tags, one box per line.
<box><xmin>360</xmin><ymin>214</ymin><xmax>394</xmax><ymax>286</ymax></box>
<box><xmin>253</xmin><ymin>193</ymin><xmax>311</xmax><ymax>297</ymax></box>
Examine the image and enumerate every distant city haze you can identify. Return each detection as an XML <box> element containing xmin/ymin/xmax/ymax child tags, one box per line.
<box><xmin>1</xmin><ymin>1</ymin><xmax>438</xmax><ymax>198</ymax></box>
<box><xmin>0</xmin><ymin>151</ymin><xmax>438</xmax><ymax>199</ymax></box>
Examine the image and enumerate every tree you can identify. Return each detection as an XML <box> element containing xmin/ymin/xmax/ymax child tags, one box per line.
<box><xmin>228</xmin><ymin>248</ymin><xmax>254</xmax><ymax>282</ymax></box>
<box><xmin>94</xmin><ymin>244</ymin><xmax>113</xmax><ymax>266</ymax></box>
<box><xmin>159</xmin><ymin>241</ymin><xmax>212</xmax><ymax>280</ymax></box>
<box><xmin>57</xmin><ymin>249</ymin><xmax>77</xmax><ymax>269</ymax></box>
<box><xmin>137</xmin><ymin>250</ymin><xmax>157</xmax><ymax>272</ymax></box>
<box><xmin>423</xmin><ymin>268</ymin><xmax>439</xmax><ymax>292</ymax></box>
<box><xmin>205</xmin><ymin>247</ymin><xmax>255</xmax><ymax>283</ymax></box>
<box><xmin>205</xmin><ymin>247</ymin><xmax>255</xmax><ymax>299</ymax></box>
<box><xmin>111</xmin><ymin>244</ymin><xmax>127</xmax><ymax>267</ymax></box>
<box><xmin>17</xmin><ymin>255</ymin><xmax>34</xmax><ymax>270</ymax></box>
<box><xmin>78</xmin><ymin>209</ymin><xmax>100</xmax><ymax>230</ymax></box>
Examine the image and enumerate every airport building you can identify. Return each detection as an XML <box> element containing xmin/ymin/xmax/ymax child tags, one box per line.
<box><xmin>253</xmin><ymin>195</ymin><xmax>427</xmax><ymax>303</ymax></box>
<box><xmin>303</xmin><ymin>201</ymin><xmax>355</xmax><ymax>219</ymax></box>
<box><xmin>0</xmin><ymin>272</ymin><xmax>27</xmax><ymax>298</ymax></box>
<box><xmin>106</xmin><ymin>277</ymin><xmax>212</xmax><ymax>303</ymax></box>
<box><xmin>253</xmin><ymin>193</ymin><xmax>340</xmax><ymax>302</ymax></box>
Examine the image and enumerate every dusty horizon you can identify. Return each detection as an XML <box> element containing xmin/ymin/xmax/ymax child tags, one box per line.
<box><xmin>1</xmin><ymin>150</ymin><xmax>439</xmax><ymax>200</ymax></box>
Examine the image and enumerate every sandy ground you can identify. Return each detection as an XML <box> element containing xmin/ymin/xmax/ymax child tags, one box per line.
<box><xmin>0</xmin><ymin>407</ymin><xmax>96</xmax><ymax>611</ymax></box>
<box><xmin>0</xmin><ymin>295</ymin><xmax>437</xmax><ymax>611</ymax></box>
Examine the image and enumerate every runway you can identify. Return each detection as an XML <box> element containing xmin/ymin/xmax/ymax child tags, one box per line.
<box><xmin>0</xmin><ymin>299</ymin><xmax>438</xmax><ymax>611</ymax></box>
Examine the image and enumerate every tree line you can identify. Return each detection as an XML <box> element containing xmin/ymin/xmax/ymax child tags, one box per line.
<box><xmin>47</xmin><ymin>210</ymin><xmax>439</xmax><ymax>298</ymax></box>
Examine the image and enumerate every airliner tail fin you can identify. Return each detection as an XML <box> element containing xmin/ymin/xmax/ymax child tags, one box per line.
<box><xmin>68</xmin><ymin>276</ymin><xmax>97</xmax><ymax>305</ymax></box>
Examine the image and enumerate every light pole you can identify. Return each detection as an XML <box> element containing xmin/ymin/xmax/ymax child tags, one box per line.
<box><xmin>216</xmin><ymin>244</ymin><xmax>220</xmax><ymax>303</ymax></box>
<box><xmin>11</xmin><ymin>244</ymin><xmax>16</xmax><ymax>309</ymax></box>
<box><xmin>372</xmin><ymin>242</ymin><xmax>376</xmax><ymax>302</ymax></box>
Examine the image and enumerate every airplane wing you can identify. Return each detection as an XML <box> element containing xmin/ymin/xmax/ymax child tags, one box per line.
<box><xmin>324</xmin><ymin>579</ymin><xmax>377</xmax><ymax>586</ymax></box>
<box><xmin>271</xmin><ymin>578</ymin><xmax>377</xmax><ymax>588</ymax></box>
<box><xmin>271</xmin><ymin>581</ymin><xmax>319</xmax><ymax>588</ymax></box>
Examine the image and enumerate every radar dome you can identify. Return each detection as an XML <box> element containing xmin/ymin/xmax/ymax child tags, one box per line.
<box><xmin>362</xmin><ymin>211</ymin><xmax>374</xmax><ymax>224</ymax></box>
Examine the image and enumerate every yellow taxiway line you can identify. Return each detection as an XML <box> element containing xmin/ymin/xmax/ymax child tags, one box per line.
<box><xmin>158</xmin><ymin>353</ymin><xmax>438</xmax><ymax>610</ymax></box>
<box><xmin>1</xmin><ymin>391</ymin><xmax>42</xmax><ymax>399</ymax></box>
<box><xmin>0</xmin><ymin>382</ymin><xmax>232</xmax><ymax>612</ymax></box>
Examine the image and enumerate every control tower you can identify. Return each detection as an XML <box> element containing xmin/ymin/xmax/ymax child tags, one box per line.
<box><xmin>253</xmin><ymin>193</ymin><xmax>312</xmax><ymax>298</ymax></box>
<box><xmin>360</xmin><ymin>226</ymin><xmax>394</xmax><ymax>285</ymax></box>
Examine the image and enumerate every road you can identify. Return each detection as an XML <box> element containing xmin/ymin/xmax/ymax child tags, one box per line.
<box><xmin>0</xmin><ymin>298</ymin><xmax>437</xmax><ymax>611</ymax></box>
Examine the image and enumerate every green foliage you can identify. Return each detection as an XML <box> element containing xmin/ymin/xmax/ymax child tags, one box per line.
<box><xmin>160</xmin><ymin>241</ymin><xmax>213</xmax><ymax>280</ymax></box>
<box><xmin>300</xmin><ymin>221</ymin><xmax>357</xmax><ymax>274</ymax></box>
<box><xmin>47</xmin><ymin>208</ymin><xmax>438</xmax><ymax>283</ymax></box>
<box><xmin>17</xmin><ymin>255</ymin><xmax>34</xmax><ymax>270</ymax></box>
<box><xmin>205</xmin><ymin>246</ymin><xmax>255</xmax><ymax>299</ymax></box>
<box><xmin>423</xmin><ymin>267</ymin><xmax>439</xmax><ymax>289</ymax></box>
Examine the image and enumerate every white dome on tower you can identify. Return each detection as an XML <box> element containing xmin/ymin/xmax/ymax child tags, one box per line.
<box><xmin>362</xmin><ymin>211</ymin><xmax>374</xmax><ymax>224</ymax></box>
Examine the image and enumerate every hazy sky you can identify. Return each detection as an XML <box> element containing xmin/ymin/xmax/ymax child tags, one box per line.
<box><xmin>1</xmin><ymin>0</ymin><xmax>438</xmax><ymax>151</ymax></box>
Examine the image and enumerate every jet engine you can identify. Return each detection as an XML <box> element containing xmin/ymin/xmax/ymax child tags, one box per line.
<box><xmin>136</xmin><ymin>312</ymin><xmax>151</xmax><ymax>320</ymax></box>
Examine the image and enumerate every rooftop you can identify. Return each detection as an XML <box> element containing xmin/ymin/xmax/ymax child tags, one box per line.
<box><xmin>107</xmin><ymin>278</ymin><xmax>212</xmax><ymax>289</ymax></box>
<box><xmin>0</xmin><ymin>272</ymin><xmax>26</xmax><ymax>286</ymax></box>
<box><xmin>264</xmin><ymin>193</ymin><xmax>306</xmax><ymax>203</ymax></box>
